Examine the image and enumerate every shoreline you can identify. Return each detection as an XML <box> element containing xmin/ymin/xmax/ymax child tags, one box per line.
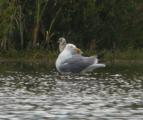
<box><xmin>0</xmin><ymin>58</ymin><xmax>143</xmax><ymax>65</ymax></box>
<box><xmin>0</xmin><ymin>49</ymin><xmax>143</xmax><ymax>65</ymax></box>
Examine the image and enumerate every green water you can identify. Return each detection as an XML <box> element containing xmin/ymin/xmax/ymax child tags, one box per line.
<box><xmin>0</xmin><ymin>62</ymin><xmax>143</xmax><ymax>120</ymax></box>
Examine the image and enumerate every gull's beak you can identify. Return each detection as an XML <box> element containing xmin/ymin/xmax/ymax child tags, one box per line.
<box><xmin>75</xmin><ymin>48</ymin><xmax>83</xmax><ymax>54</ymax></box>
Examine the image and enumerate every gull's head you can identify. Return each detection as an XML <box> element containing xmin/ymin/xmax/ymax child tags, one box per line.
<box><xmin>58</xmin><ymin>37</ymin><xmax>67</xmax><ymax>44</ymax></box>
<box><xmin>58</xmin><ymin>37</ymin><xmax>67</xmax><ymax>52</ymax></box>
<box><xmin>65</xmin><ymin>44</ymin><xmax>81</xmax><ymax>55</ymax></box>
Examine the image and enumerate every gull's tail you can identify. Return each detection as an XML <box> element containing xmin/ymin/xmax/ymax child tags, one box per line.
<box><xmin>93</xmin><ymin>63</ymin><xmax>106</xmax><ymax>68</ymax></box>
<box><xmin>93</xmin><ymin>55</ymin><xmax>106</xmax><ymax>68</ymax></box>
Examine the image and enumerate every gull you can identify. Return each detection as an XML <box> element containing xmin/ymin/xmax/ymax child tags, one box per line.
<box><xmin>58</xmin><ymin>37</ymin><xmax>67</xmax><ymax>52</ymax></box>
<box><xmin>56</xmin><ymin>44</ymin><xmax>105</xmax><ymax>74</ymax></box>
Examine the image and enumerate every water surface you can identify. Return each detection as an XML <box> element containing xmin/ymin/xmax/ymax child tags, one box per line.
<box><xmin>0</xmin><ymin>63</ymin><xmax>143</xmax><ymax>120</ymax></box>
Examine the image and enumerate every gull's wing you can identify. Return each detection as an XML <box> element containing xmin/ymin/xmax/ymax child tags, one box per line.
<box><xmin>59</xmin><ymin>55</ymin><xmax>97</xmax><ymax>73</ymax></box>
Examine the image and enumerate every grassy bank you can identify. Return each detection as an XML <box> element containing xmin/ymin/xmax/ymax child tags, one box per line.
<box><xmin>0</xmin><ymin>50</ymin><xmax>58</xmax><ymax>64</ymax></box>
<box><xmin>0</xmin><ymin>49</ymin><xmax>143</xmax><ymax>64</ymax></box>
<box><xmin>103</xmin><ymin>49</ymin><xmax>143</xmax><ymax>64</ymax></box>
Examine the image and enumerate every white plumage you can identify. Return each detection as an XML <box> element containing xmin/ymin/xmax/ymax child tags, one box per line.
<box><xmin>56</xmin><ymin>44</ymin><xmax>105</xmax><ymax>74</ymax></box>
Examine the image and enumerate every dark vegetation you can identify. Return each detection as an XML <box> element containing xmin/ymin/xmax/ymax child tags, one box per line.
<box><xmin>0</xmin><ymin>0</ymin><xmax>143</xmax><ymax>61</ymax></box>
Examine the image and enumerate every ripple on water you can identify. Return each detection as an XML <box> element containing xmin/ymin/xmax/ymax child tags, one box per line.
<box><xmin>0</xmin><ymin>65</ymin><xmax>143</xmax><ymax>119</ymax></box>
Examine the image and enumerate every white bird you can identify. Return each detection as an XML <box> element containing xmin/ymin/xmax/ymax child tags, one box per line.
<box><xmin>56</xmin><ymin>44</ymin><xmax>105</xmax><ymax>74</ymax></box>
<box><xmin>58</xmin><ymin>37</ymin><xmax>67</xmax><ymax>53</ymax></box>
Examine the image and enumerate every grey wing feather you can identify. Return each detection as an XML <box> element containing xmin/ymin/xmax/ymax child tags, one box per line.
<box><xmin>59</xmin><ymin>55</ymin><xmax>95</xmax><ymax>73</ymax></box>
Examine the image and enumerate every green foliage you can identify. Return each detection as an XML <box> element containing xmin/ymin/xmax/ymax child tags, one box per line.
<box><xmin>104</xmin><ymin>49</ymin><xmax>143</xmax><ymax>62</ymax></box>
<box><xmin>0</xmin><ymin>0</ymin><xmax>143</xmax><ymax>51</ymax></box>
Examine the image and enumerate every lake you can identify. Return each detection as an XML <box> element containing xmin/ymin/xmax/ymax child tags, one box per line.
<box><xmin>0</xmin><ymin>62</ymin><xmax>143</xmax><ymax>120</ymax></box>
